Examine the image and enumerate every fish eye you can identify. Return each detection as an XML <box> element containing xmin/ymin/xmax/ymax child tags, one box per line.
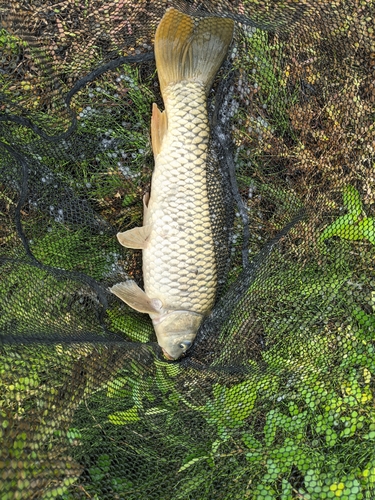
<box><xmin>179</xmin><ymin>341</ymin><xmax>192</xmax><ymax>349</ymax></box>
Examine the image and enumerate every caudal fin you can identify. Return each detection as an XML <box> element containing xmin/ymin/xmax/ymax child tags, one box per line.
<box><xmin>154</xmin><ymin>8</ymin><xmax>234</xmax><ymax>95</ymax></box>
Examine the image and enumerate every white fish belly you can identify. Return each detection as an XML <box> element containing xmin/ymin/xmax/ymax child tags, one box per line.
<box><xmin>143</xmin><ymin>81</ymin><xmax>217</xmax><ymax>314</ymax></box>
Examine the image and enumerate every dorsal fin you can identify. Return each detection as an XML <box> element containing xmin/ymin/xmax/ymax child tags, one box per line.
<box><xmin>151</xmin><ymin>103</ymin><xmax>168</xmax><ymax>156</ymax></box>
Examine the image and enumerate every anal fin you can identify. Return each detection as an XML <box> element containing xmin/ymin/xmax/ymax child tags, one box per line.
<box><xmin>117</xmin><ymin>225</ymin><xmax>151</xmax><ymax>249</ymax></box>
<box><xmin>151</xmin><ymin>103</ymin><xmax>167</xmax><ymax>156</ymax></box>
<box><xmin>110</xmin><ymin>280</ymin><xmax>163</xmax><ymax>314</ymax></box>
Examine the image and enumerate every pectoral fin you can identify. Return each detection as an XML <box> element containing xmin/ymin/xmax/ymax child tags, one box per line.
<box><xmin>117</xmin><ymin>225</ymin><xmax>151</xmax><ymax>249</ymax></box>
<box><xmin>110</xmin><ymin>280</ymin><xmax>163</xmax><ymax>314</ymax></box>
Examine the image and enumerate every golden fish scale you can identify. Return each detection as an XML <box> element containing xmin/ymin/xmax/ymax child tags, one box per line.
<box><xmin>143</xmin><ymin>81</ymin><xmax>217</xmax><ymax>314</ymax></box>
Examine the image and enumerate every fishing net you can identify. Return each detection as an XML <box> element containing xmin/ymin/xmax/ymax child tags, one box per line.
<box><xmin>1</xmin><ymin>0</ymin><xmax>375</xmax><ymax>498</ymax></box>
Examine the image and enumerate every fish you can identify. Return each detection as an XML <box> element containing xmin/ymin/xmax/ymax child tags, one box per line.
<box><xmin>110</xmin><ymin>8</ymin><xmax>234</xmax><ymax>360</ymax></box>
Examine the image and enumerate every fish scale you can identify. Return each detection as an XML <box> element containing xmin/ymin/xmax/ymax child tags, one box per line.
<box><xmin>144</xmin><ymin>83</ymin><xmax>216</xmax><ymax>313</ymax></box>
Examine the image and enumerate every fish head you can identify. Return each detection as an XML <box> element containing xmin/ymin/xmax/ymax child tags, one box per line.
<box><xmin>153</xmin><ymin>311</ymin><xmax>203</xmax><ymax>360</ymax></box>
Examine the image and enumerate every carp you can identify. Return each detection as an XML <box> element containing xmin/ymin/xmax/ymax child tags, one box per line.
<box><xmin>111</xmin><ymin>8</ymin><xmax>234</xmax><ymax>359</ymax></box>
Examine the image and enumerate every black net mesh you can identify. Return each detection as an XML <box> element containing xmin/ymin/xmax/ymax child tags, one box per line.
<box><xmin>1</xmin><ymin>1</ymin><xmax>375</xmax><ymax>498</ymax></box>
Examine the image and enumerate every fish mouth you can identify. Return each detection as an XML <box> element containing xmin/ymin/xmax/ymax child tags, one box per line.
<box><xmin>162</xmin><ymin>348</ymin><xmax>175</xmax><ymax>360</ymax></box>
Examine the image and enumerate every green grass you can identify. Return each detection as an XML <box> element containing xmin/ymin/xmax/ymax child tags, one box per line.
<box><xmin>69</xmin><ymin>64</ymin><xmax>154</xmax><ymax>205</ymax></box>
<box><xmin>227</xmin><ymin>26</ymin><xmax>303</xmax><ymax>269</ymax></box>
<box><xmin>30</xmin><ymin>224</ymin><xmax>120</xmax><ymax>280</ymax></box>
<box><xmin>0</xmin><ymin>345</ymin><xmax>84</xmax><ymax>500</ymax></box>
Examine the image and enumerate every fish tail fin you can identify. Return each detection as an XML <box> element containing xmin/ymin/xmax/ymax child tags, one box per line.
<box><xmin>155</xmin><ymin>8</ymin><xmax>234</xmax><ymax>95</ymax></box>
